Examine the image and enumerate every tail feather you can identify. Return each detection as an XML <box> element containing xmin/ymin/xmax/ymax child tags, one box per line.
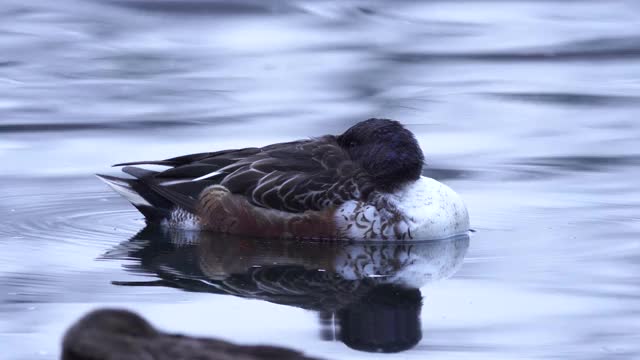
<box><xmin>121</xmin><ymin>166</ymin><xmax>157</xmax><ymax>179</ymax></box>
<box><xmin>96</xmin><ymin>174</ymin><xmax>172</xmax><ymax>221</ymax></box>
<box><xmin>96</xmin><ymin>174</ymin><xmax>151</xmax><ymax>207</ymax></box>
<box><xmin>112</xmin><ymin>160</ymin><xmax>175</xmax><ymax>167</ymax></box>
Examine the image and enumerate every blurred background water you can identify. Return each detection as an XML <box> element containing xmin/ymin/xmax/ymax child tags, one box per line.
<box><xmin>1</xmin><ymin>0</ymin><xmax>640</xmax><ymax>359</ymax></box>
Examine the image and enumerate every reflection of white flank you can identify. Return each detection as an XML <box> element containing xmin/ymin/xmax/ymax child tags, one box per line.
<box><xmin>334</xmin><ymin>235</ymin><xmax>470</xmax><ymax>288</ymax></box>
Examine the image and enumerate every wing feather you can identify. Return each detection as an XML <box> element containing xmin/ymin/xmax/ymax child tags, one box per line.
<box><xmin>113</xmin><ymin>136</ymin><xmax>375</xmax><ymax>213</ymax></box>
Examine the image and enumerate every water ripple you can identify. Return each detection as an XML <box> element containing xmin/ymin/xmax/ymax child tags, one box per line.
<box><xmin>0</xmin><ymin>182</ymin><xmax>140</xmax><ymax>247</ymax></box>
<box><xmin>389</xmin><ymin>36</ymin><xmax>640</xmax><ymax>63</ymax></box>
<box><xmin>485</xmin><ymin>92</ymin><xmax>640</xmax><ymax>107</ymax></box>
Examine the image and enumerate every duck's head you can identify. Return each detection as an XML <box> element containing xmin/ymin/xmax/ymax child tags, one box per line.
<box><xmin>62</xmin><ymin>309</ymin><xmax>159</xmax><ymax>360</ymax></box>
<box><xmin>337</xmin><ymin>118</ymin><xmax>424</xmax><ymax>190</ymax></box>
<box><xmin>67</xmin><ymin>309</ymin><xmax>157</xmax><ymax>338</ymax></box>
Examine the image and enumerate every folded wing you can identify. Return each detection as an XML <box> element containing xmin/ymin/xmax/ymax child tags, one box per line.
<box><xmin>114</xmin><ymin>136</ymin><xmax>375</xmax><ymax>214</ymax></box>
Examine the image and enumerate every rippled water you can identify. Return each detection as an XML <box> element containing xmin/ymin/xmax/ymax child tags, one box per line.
<box><xmin>1</xmin><ymin>1</ymin><xmax>640</xmax><ymax>359</ymax></box>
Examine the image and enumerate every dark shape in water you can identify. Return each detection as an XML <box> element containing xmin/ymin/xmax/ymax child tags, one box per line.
<box><xmin>62</xmin><ymin>308</ymin><xmax>324</xmax><ymax>360</ymax></box>
<box><xmin>105</xmin><ymin>227</ymin><xmax>470</xmax><ymax>353</ymax></box>
<box><xmin>338</xmin><ymin>285</ymin><xmax>423</xmax><ymax>353</ymax></box>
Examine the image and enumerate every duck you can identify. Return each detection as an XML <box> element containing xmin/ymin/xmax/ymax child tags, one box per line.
<box><xmin>62</xmin><ymin>308</ymin><xmax>323</xmax><ymax>360</ymax></box>
<box><xmin>98</xmin><ymin>118</ymin><xmax>469</xmax><ymax>241</ymax></box>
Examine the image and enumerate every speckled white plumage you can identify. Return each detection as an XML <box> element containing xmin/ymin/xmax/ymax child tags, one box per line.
<box><xmin>335</xmin><ymin>176</ymin><xmax>469</xmax><ymax>241</ymax></box>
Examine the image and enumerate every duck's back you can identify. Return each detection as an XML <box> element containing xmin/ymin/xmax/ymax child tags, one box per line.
<box><xmin>98</xmin><ymin>136</ymin><xmax>375</xmax><ymax>226</ymax></box>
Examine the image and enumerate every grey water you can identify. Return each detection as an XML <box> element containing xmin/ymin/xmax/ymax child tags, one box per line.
<box><xmin>1</xmin><ymin>0</ymin><xmax>640</xmax><ymax>359</ymax></box>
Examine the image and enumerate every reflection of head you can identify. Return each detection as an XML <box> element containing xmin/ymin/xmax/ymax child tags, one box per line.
<box><xmin>338</xmin><ymin>284</ymin><xmax>422</xmax><ymax>353</ymax></box>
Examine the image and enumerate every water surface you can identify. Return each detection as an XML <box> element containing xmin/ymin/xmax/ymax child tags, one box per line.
<box><xmin>1</xmin><ymin>1</ymin><xmax>640</xmax><ymax>359</ymax></box>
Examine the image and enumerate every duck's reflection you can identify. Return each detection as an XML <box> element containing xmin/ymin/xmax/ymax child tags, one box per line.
<box><xmin>108</xmin><ymin>227</ymin><xmax>469</xmax><ymax>353</ymax></box>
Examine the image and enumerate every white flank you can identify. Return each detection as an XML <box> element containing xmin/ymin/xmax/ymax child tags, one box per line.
<box><xmin>335</xmin><ymin>176</ymin><xmax>470</xmax><ymax>241</ymax></box>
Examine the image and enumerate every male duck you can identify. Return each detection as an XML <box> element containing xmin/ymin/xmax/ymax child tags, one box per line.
<box><xmin>98</xmin><ymin>118</ymin><xmax>469</xmax><ymax>241</ymax></box>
